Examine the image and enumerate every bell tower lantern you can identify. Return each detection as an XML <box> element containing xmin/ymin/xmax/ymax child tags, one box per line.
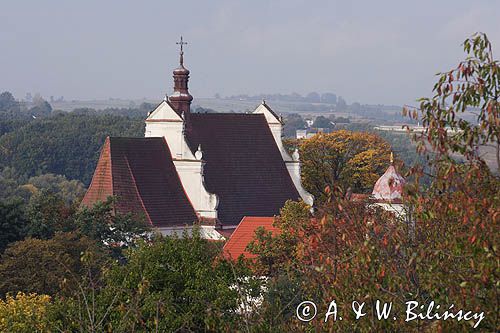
<box><xmin>168</xmin><ymin>36</ymin><xmax>193</xmax><ymax>118</ymax></box>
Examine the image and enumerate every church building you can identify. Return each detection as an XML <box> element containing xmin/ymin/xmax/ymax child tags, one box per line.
<box><xmin>82</xmin><ymin>38</ymin><xmax>313</xmax><ymax>239</ymax></box>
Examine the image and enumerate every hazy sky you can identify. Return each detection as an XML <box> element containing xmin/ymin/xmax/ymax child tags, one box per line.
<box><xmin>1</xmin><ymin>0</ymin><xmax>499</xmax><ymax>106</ymax></box>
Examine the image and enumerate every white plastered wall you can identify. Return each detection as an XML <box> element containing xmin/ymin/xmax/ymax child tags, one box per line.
<box><xmin>253</xmin><ymin>103</ymin><xmax>314</xmax><ymax>206</ymax></box>
<box><xmin>145</xmin><ymin>100</ymin><xmax>218</xmax><ymax>219</ymax></box>
<box><xmin>173</xmin><ymin>159</ymin><xmax>218</xmax><ymax>219</ymax></box>
<box><xmin>156</xmin><ymin>225</ymin><xmax>225</xmax><ymax>240</ymax></box>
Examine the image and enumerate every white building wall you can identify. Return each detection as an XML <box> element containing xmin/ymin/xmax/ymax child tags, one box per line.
<box><xmin>286</xmin><ymin>155</ymin><xmax>314</xmax><ymax>206</ymax></box>
<box><xmin>253</xmin><ymin>103</ymin><xmax>314</xmax><ymax>206</ymax></box>
<box><xmin>296</xmin><ymin>129</ymin><xmax>307</xmax><ymax>139</ymax></box>
<box><xmin>156</xmin><ymin>225</ymin><xmax>224</xmax><ymax>240</ymax></box>
<box><xmin>371</xmin><ymin>202</ymin><xmax>406</xmax><ymax>219</ymax></box>
<box><xmin>253</xmin><ymin>103</ymin><xmax>291</xmax><ymax>162</ymax></box>
<box><xmin>173</xmin><ymin>159</ymin><xmax>218</xmax><ymax>219</ymax></box>
<box><xmin>145</xmin><ymin>100</ymin><xmax>191</xmax><ymax>159</ymax></box>
<box><xmin>145</xmin><ymin>100</ymin><xmax>218</xmax><ymax>219</ymax></box>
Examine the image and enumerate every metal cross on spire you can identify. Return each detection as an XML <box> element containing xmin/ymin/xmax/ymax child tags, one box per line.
<box><xmin>176</xmin><ymin>36</ymin><xmax>187</xmax><ymax>66</ymax></box>
<box><xmin>176</xmin><ymin>36</ymin><xmax>187</xmax><ymax>53</ymax></box>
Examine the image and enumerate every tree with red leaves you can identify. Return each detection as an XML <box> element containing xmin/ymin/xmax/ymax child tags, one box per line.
<box><xmin>248</xmin><ymin>33</ymin><xmax>499</xmax><ymax>332</ymax></box>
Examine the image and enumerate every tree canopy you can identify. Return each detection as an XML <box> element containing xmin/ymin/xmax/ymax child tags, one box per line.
<box><xmin>0</xmin><ymin>113</ymin><xmax>144</xmax><ymax>185</ymax></box>
<box><xmin>311</xmin><ymin>115</ymin><xmax>334</xmax><ymax>129</ymax></box>
<box><xmin>0</xmin><ymin>200</ymin><xmax>28</xmax><ymax>253</ymax></box>
<box><xmin>299</xmin><ymin>130</ymin><xmax>392</xmax><ymax>203</ymax></box>
<box><xmin>0</xmin><ymin>232</ymin><xmax>104</xmax><ymax>297</ymax></box>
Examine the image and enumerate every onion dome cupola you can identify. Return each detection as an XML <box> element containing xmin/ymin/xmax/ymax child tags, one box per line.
<box><xmin>372</xmin><ymin>152</ymin><xmax>406</xmax><ymax>202</ymax></box>
<box><xmin>169</xmin><ymin>36</ymin><xmax>193</xmax><ymax>118</ymax></box>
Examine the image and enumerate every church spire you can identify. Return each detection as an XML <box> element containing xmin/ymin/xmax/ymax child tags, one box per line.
<box><xmin>169</xmin><ymin>36</ymin><xmax>193</xmax><ymax>118</ymax></box>
<box><xmin>178</xmin><ymin>35</ymin><xmax>186</xmax><ymax>67</ymax></box>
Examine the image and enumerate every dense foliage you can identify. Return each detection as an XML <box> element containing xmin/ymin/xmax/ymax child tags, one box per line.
<box><xmin>76</xmin><ymin>234</ymin><xmax>244</xmax><ymax>332</ymax></box>
<box><xmin>283</xmin><ymin>113</ymin><xmax>307</xmax><ymax>137</ymax></box>
<box><xmin>0</xmin><ymin>230</ymin><xmax>252</xmax><ymax>332</ymax></box>
<box><xmin>0</xmin><ymin>113</ymin><xmax>144</xmax><ymax>185</ymax></box>
<box><xmin>0</xmin><ymin>200</ymin><xmax>28</xmax><ymax>253</ymax></box>
<box><xmin>299</xmin><ymin>130</ymin><xmax>391</xmax><ymax>203</ymax></box>
<box><xmin>0</xmin><ymin>232</ymin><xmax>104</xmax><ymax>297</ymax></box>
<box><xmin>0</xmin><ymin>194</ymin><xmax>149</xmax><ymax>256</ymax></box>
<box><xmin>0</xmin><ymin>292</ymin><xmax>52</xmax><ymax>332</ymax></box>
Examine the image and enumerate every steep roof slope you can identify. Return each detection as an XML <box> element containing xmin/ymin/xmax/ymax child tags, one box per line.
<box><xmin>81</xmin><ymin>137</ymin><xmax>198</xmax><ymax>227</ymax></box>
<box><xmin>223</xmin><ymin>216</ymin><xmax>278</xmax><ymax>260</ymax></box>
<box><xmin>186</xmin><ymin>113</ymin><xmax>300</xmax><ymax>225</ymax></box>
<box><xmin>81</xmin><ymin>137</ymin><xmax>114</xmax><ymax>207</ymax></box>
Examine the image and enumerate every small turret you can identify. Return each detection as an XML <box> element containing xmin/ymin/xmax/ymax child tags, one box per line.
<box><xmin>169</xmin><ymin>36</ymin><xmax>193</xmax><ymax>119</ymax></box>
<box><xmin>372</xmin><ymin>152</ymin><xmax>405</xmax><ymax>202</ymax></box>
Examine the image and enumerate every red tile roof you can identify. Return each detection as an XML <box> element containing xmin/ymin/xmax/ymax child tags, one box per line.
<box><xmin>223</xmin><ymin>216</ymin><xmax>279</xmax><ymax>260</ymax></box>
<box><xmin>81</xmin><ymin>138</ymin><xmax>113</xmax><ymax>207</ymax></box>
<box><xmin>186</xmin><ymin>113</ymin><xmax>300</xmax><ymax>226</ymax></box>
<box><xmin>82</xmin><ymin>137</ymin><xmax>198</xmax><ymax>227</ymax></box>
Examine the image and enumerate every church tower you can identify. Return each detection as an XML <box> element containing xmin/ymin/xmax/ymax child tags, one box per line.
<box><xmin>168</xmin><ymin>36</ymin><xmax>193</xmax><ymax>119</ymax></box>
<box><xmin>143</xmin><ymin>36</ymin><xmax>313</xmax><ymax>228</ymax></box>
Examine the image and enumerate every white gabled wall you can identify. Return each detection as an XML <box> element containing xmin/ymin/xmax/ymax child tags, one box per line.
<box><xmin>252</xmin><ymin>103</ymin><xmax>314</xmax><ymax>206</ymax></box>
<box><xmin>173</xmin><ymin>159</ymin><xmax>218</xmax><ymax>219</ymax></box>
<box><xmin>145</xmin><ymin>100</ymin><xmax>189</xmax><ymax>159</ymax></box>
<box><xmin>253</xmin><ymin>103</ymin><xmax>291</xmax><ymax>162</ymax></box>
<box><xmin>145</xmin><ymin>100</ymin><xmax>218</xmax><ymax>219</ymax></box>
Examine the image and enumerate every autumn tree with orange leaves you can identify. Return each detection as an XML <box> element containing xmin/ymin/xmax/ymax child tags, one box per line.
<box><xmin>299</xmin><ymin>130</ymin><xmax>391</xmax><ymax>204</ymax></box>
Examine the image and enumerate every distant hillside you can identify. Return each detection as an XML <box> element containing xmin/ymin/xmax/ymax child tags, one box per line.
<box><xmin>50</xmin><ymin>97</ymin><xmax>409</xmax><ymax>124</ymax></box>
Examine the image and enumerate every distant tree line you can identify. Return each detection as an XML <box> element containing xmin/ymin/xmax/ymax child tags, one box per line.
<box><xmin>0</xmin><ymin>90</ymin><xmax>422</xmax><ymax>190</ymax></box>
<box><xmin>222</xmin><ymin>90</ymin><xmax>417</xmax><ymax>123</ymax></box>
<box><xmin>0</xmin><ymin>91</ymin><xmax>52</xmax><ymax>120</ymax></box>
<box><xmin>0</xmin><ymin>92</ymin><xmax>146</xmax><ymax>186</ymax></box>
<box><xmin>71</xmin><ymin>102</ymin><xmax>154</xmax><ymax>118</ymax></box>
<box><xmin>223</xmin><ymin>91</ymin><xmax>342</xmax><ymax>104</ymax></box>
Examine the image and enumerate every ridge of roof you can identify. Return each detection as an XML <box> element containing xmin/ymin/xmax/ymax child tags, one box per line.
<box><xmin>84</xmin><ymin>136</ymin><xmax>198</xmax><ymax>228</ymax></box>
<box><xmin>190</xmin><ymin>112</ymin><xmax>264</xmax><ymax>116</ymax></box>
<box><xmin>81</xmin><ymin>137</ymin><xmax>113</xmax><ymax>209</ymax></box>
<box><xmin>261</xmin><ymin>102</ymin><xmax>281</xmax><ymax>121</ymax></box>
